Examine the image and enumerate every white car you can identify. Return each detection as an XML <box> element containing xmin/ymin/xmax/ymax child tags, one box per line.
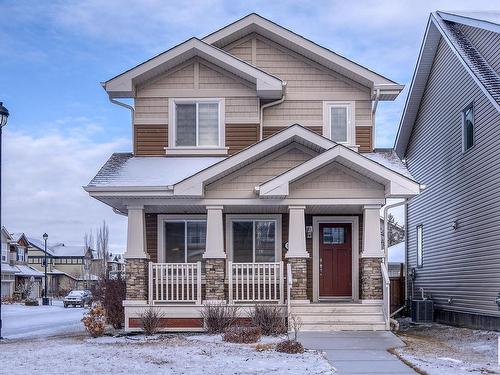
<box><xmin>63</xmin><ymin>290</ymin><xmax>92</xmax><ymax>308</ymax></box>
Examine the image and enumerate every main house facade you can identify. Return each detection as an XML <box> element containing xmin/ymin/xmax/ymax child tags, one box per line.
<box><xmin>396</xmin><ymin>12</ymin><xmax>500</xmax><ymax>330</ymax></box>
<box><xmin>86</xmin><ymin>14</ymin><xmax>421</xmax><ymax>331</ymax></box>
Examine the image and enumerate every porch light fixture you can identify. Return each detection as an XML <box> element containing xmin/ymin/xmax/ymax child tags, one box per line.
<box><xmin>0</xmin><ymin>101</ymin><xmax>8</xmax><ymax>339</ymax></box>
<box><xmin>42</xmin><ymin>233</ymin><xmax>49</xmax><ymax>305</ymax></box>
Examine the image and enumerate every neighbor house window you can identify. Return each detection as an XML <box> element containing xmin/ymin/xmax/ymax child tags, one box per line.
<box><xmin>163</xmin><ymin>220</ymin><xmax>207</xmax><ymax>263</ymax></box>
<box><xmin>230</xmin><ymin>218</ymin><xmax>279</xmax><ymax>263</ymax></box>
<box><xmin>323</xmin><ymin>102</ymin><xmax>354</xmax><ymax>145</ymax></box>
<box><xmin>462</xmin><ymin>103</ymin><xmax>474</xmax><ymax>152</ymax></box>
<box><xmin>1</xmin><ymin>242</ymin><xmax>7</xmax><ymax>262</ymax></box>
<box><xmin>174</xmin><ymin>101</ymin><xmax>220</xmax><ymax>147</ymax></box>
<box><xmin>416</xmin><ymin>225</ymin><xmax>423</xmax><ymax>268</ymax></box>
<box><xmin>17</xmin><ymin>247</ymin><xmax>25</xmax><ymax>262</ymax></box>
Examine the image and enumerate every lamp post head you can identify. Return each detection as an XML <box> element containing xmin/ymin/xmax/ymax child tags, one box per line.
<box><xmin>0</xmin><ymin>102</ymin><xmax>9</xmax><ymax>128</ymax></box>
<box><xmin>43</xmin><ymin>233</ymin><xmax>48</xmax><ymax>241</ymax></box>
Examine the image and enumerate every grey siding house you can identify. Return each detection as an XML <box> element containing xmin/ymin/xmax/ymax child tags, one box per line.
<box><xmin>396</xmin><ymin>11</ymin><xmax>500</xmax><ymax>330</ymax></box>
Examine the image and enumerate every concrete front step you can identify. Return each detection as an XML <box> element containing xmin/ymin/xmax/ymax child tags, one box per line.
<box><xmin>291</xmin><ymin>304</ymin><xmax>383</xmax><ymax>314</ymax></box>
<box><xmin>301</xmin><ymin>322</ymin><xmax>387</xmax><ymax>331</ymax></box>
<box><xmin>298</xmin><ymin>314</ymin><xmax>385</xmax><ymax>323</ymax></box>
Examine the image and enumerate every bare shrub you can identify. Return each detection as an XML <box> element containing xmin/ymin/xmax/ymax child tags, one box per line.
<box><xmin>287</xmin><ymin>313</ymin><xmax>303</xmax><ymax>341</ymax></box>
<box><xmin>255</xmin><ymin>343</ymin><xmax>274</xmax><ymax>352</ymax></box>
<box><xmin>95</xmin><ymin>276</ymin><xmax>126</xmax><ymax>329</ymax></box>
<box><xmin>251</xmin><ymin>304</ymin><xmax>286</xmax><ymax>336</ymax></box>
<box><xmin>140</xmin><ymin>307</ymin><xmax>165</xmax><ymax>335</ymax></box>
<box><xmin>201</xmin><ymin>303</ymin><xmax>240</xmax><ymax>334</ymax></box>
<box><xmin>223</xmin><ymin>326</ymin><xmax>261</xmax><ymax>344</ymax></box>
<box><xmin>82</xmin><ymin>303</ymin><xmax>106</xmax><ymax>337</ymax></box>
<box><xmin>275</xmin><ymin>339</ymin><xmax>304</xmax><ymax>354</ymax></box>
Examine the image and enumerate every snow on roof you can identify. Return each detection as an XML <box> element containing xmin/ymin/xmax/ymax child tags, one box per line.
<box><xmin>10</xmin><ymin>233</ymin><xmax>25</xmax><ymax>242</ymax></box>
<box><xmin>2</xmin><ymin>264</ymin><xmax>19</xmax><ymax>273</ymax></box>
<box><xmin>51</xmin><ymin>244</ymin><xmax>88</xmax><ymax>257</ymax></box>
<box><xmin>363</xmin><ymin>149</ymin><xmax>415</xmax><ymax>180</ymax></box>
<box><xmin>27</xmin><ymin>237</ymin><xmax>55</xmax><ymax>256</ymax></box>
<box><xmin>388</xmin><ymin>241</ymin><xmax>405</xmax><ymax>263</ymax></box>
<box><xmin>88</xmin><ymin>153</ymin><xmax>226</xmax><ymax>187</ymax></box>
<box><xmin>15</xmin><ymin>265</ymin><xmax>44</xmax><ymax>277</ymax></box>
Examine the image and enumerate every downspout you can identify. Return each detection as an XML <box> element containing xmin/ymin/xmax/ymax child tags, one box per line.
<box><xmin>372</xmin><ymin>88</ymin><xmax>381</xmax><ymax>118</ymax></box>
<box><xmin>259</xmin><ymin>81</ymin><xmax>287</xmax><ymax>140</ymax></box>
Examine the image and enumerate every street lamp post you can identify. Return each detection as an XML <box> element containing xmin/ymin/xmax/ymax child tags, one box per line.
<box><xmin>0</xmin><ymin>102</ymin><xmax>10</xmax><ymax>339</ymax></box>
<box><xmin>42</xmin><ymin>233</ymin><xmax>49</xmax><ymax>305</ymax></box>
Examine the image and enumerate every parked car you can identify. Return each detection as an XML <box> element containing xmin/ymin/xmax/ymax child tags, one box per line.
<box><xmin>63</xmin><ymin>290</ymin><xmax>92</xmax><ymax>308</ymax></box>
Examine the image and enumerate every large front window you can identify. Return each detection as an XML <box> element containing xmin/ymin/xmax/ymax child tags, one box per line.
<box><xmin>163</xmin><ymin>220</ymin><xmax>207</xmax><ymax>263</ymax></box>
<box><xmin>232</xmin><ymin>219</ymin><xmax>277</xmax><ymax>262</ymax></box>
<box><xmin>175</xmin><ymin>102</ymin><xmax>220</xmax><ymax>147</ymax></box>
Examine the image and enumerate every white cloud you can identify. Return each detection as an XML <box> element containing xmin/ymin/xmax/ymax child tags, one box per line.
<box><xmin>2</xmin><ymin>124</ymin><xmax>129</xmax><ymax>251</ymax></box>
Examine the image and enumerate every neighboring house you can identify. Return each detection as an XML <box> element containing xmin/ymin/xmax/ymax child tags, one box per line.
<box><xmin>27</xmin><ymin>238</ymin><xmax>98</xmax><ymax>295</ymax></box>
<box><xmin>85</xmin><ymin>14</ymin><xmax>421</xmax><ymax>332</ymax></box>
<box><xmin>395</xmin><ymin>11</ymin><xmax>500</xmax><ymax>330</ymax></box>
<box><xmin>1</xmin><ymin>229</ymin><xmax>43</xmax><ymax>298</ymax></box>
<box><xmin>107</xmin><ymin>253</ymin><xmax>125</xmax><ymax>279</ymax></box>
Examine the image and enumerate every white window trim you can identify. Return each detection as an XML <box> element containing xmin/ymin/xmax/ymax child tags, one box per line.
<box><xmin>157</xmin><ymin>214</ymin><xmax>207</xmax><ymax>263</ymax></box>
<box><xmin>226</xmin><ymin>214</ymin><xmax>282</xmax><ymax>263</ymax></box>
<box><xmin>462</xmin><ymin>102</ymin><xmax>475</xmax><ymax>153</ymax></box>
<box><xmin>416</xmin><ymin>224</ymin><xmax>423</xmax><ymax>268</ymax></box>
<box><xmin>322</xmin><ymin>101</ymin><xmax>355</xmax><ymax>146</ymax></box>
<box><xmin>167</xmin><ymin>98</ymin><xmax>227</xmax><ymax>155</ymax></box>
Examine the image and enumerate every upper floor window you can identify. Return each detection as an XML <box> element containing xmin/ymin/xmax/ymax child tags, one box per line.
<box><xmin>17</xmin><ymin>247</ymin><xmax>25</xmax><ymax>262</ymax></box>
<box><xmin>1</xmin><ymin>242</ymin><xmax>7</xmax><ymax>262</ymax></box>
<box><xmin>462</xmin><ymin>103</ymin><xmax>474</xmax><ymax>152</ymax></box>
<box><xmin>323</xmin><ymin>101</ymin><xmax>354</xmax><ymax>145</ymax></box>
<box><xmin>169</xmin><ymin>99</ymin><xmax>225</xmax><ymax>150</ymax></box>
<box><xmin>416</xmin><ymin>225</ymin><xmax>423</xmax><ymax>268</ymax></box>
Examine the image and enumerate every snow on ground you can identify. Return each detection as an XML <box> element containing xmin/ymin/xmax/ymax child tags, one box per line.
<box><xmin>0</xmin><ymin>334</ymin><xmax>334</xmax><ymax>375</ymax></box>
<box><xmin>395</xmin><ymin>321</ymin><xmax>499</xmax><ymax>374</ymax></box>
<box><xmin>1</xmin><ymin>300</ymin><xmax>85</xmax><ymax>339</ymax></box>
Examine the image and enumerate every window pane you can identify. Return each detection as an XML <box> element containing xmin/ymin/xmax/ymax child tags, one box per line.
<box><xmin>331</xmin><ymin>106</ymin><xmax>347</xmax><ymax>142</ymax></box>
<box><xmin>198</xmin><ymin>103</ymin><xmax>219</xmax><ymax>146</ymax></box>
<box><xmin>164</xmin><ymin>222</ymin><xmax>185</xmax><ymax>263</ymax></box>
<box><xmin>464</xmin><ymin>106</ymin><xmax>474</xmax><ymax>150</ymax></box>
<box><xmin>323</xmin><ymin>227</ymin><xmax>345</xmax><ymax>244</ymax></box>
<box><xmin>176</xmin><ymin>104</ymin><xmax>196</xmax><ymax>146</ymax></box>
<box><xmin>186</xmin><ymin>221</ymin><xmax>206</xmax><ymax>263</ymax></box>
<box><xmin>255</xmin><ymin>221</ymin><xmax>276</xmax><ymax>262</ymax></box>
<box><xmin>417</xmin><ymin>225</ymin><xmax>423</xmax><ymax>268</ymax></box>
<box><xmin>233</xmin><ymin>222</ymin><xmax>253</xmax><ymax>262</ymax></box>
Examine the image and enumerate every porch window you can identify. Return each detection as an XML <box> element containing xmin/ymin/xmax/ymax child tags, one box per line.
<box><xmin>232</xmin><ymin>220</ymin><xmax>277</xmax><ymax>262</ymax></box>
<box><xmin>416</xmin><ymin>225</ymin><xmax>423</xmax><ymax>268</ymax></box>
<box><xmin>175</xmin><ymin>101</ymin><xmax>220</xmax><ymax>147</ymax></box>
<box><xmin>163</xmin><ymin>220</ymin><xmax>207</xmax><ymax>263</ymax></box>
<box><xmin>462</xmin><ymin>103</ymin><xmax>474</xmax><ymax>152</ymax></box>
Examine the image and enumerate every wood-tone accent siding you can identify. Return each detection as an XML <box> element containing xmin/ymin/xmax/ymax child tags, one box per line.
<box><xmin>145</xmin><ymin>213</ymin><xmax>158</xmax><ymax>262</ymax></box>
<box><xmin>263</xmin><ymin>125</ymin><xmax>322</xmax><ymax>138</ymax></box>
<box><xmin>134</xmin><ymin>125</ymin><xmax>167</xmax><ymax>156</ymax></box>
<box><xmin>356</xmin><ymin>126</ymin><xmax>373</xmax><ymax>152</ymax></box>
<box><xmin>405</xmin><ymin>39</ymin><xmax>500</xmax><ymax>318</ymax></box>
<box><xmin>226</xmin><ymin>124</ymin><xmax>259</xmax><ymax>155</ymax></box>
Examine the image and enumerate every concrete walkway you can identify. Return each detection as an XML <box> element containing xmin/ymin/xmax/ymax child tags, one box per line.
<box><xmin>298</xmin><ymin>331</ymin><xmax>416</xmax><ymax>374</ymax></box>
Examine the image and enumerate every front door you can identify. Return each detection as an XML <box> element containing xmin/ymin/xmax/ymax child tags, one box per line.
<box><xmin>319</xmin><ymin>223</ymin><xmax>352</xmax><ymax>298</ymax></box>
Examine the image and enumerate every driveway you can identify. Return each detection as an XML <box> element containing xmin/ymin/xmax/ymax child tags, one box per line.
<box><xmin>1</xmin><ymin>300</ymin><xmax>85</xmax><ymax>339</ymax></box>
<box><xmin>298</xmin><ymin>331</ymin><xmax>416</xmax><ymax>374</ymax></box>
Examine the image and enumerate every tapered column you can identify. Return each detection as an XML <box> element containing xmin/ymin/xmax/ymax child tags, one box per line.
<box><xmin>361</xmin><ymin>205</ymin><xmax>383</xmax><ymax>300</ymax></box>
<box><xmin>204</xmin><ymin>206</ymin><xmax>226</xmax><ymax>301</ymax></box>
<box><xmin>286</xmin><ymin>206</ymin><xmax>309</xmax><ymax>302</ymax></box>
<box><xmin>125</xmin><ymin>205</ymin><xmax>148</xmax><ymax>301</ymax></box>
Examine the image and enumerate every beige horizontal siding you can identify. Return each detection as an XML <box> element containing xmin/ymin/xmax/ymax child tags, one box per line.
<box><xmin>263</xmin><ymin>100</ymin><xmax>323</xmax><ymax>127</ymax></box>
<box><xmin>226</xmin><ymin>39</ymin><xmax>253</xmax><ymax>63</ymax></box>
<box><xmin>134</xmin><ymin>97</ymin><xmax>169</xmax><ymax>125</ymax></box>
<box><xmin>199</xmin><ymin>62</ymin><xmax>253</xmax><ymax>91</ymax></box>
<box><xmin>225</xmin><ymin>97</ymin><xmax>259</xmax><ymax>123</ymax></box>
<box><xmin>355</xmin><ymin>100</ymin><xmax>373</xmax><ymax>127</ymax></box>
<box><xmin>263</xmin><ymin>126</ymin><xmax>322</xmax><ymax>139</ymax></box>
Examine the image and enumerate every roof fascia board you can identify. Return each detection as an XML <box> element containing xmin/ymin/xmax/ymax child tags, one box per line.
<box><xmin>104</xmin><ymin>38</ymin><xmax>283</xmax><ymax>99</ymax></box>
<box><xmin>173</xmin><ymin>125</ymin><xmax>336</xmax><ymax>196</ymax></box>
<box><xmin>437</xmin><ymin>11</ymin><xmax>500</xmax><ymax>33</ymax></box>
<box><xmin>202</xmin><ymin>14</ymin><xmax>402</xmax><ymax>96</ymax></box>
<box><xmin>259</xmin><ymin>145</ymin><xmax>420</xmax><ymax>198</ymax></box>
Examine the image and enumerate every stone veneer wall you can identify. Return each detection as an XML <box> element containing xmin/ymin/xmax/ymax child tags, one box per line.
<box><xmin>288</xmin><ymin>258</ymin><xmax>307</xmax><ymax>300</ymax></box>
<box><xmin>126</xmin><ymin>258</ymin><xmax>148</xmax><ymax>300</ymax></box>
<box><xmin>360</xmin><ymin>258</ymin><xmax>383</xmax><ymax>299</ymax></box>
<box><xmin>205</xmin><ymin>259</ymin><xmax>225</xmax><ymax>300</ymax></box>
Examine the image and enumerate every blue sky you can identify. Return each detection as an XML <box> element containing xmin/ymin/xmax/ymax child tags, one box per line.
<box><xmin>1</xmin><ymin>0</ymin><xmax>496</xmax><ymax>249</ymax></box>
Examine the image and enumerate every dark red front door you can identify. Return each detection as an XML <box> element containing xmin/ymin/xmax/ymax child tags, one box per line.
<box><xmin>319</xmin><ymin>223</ymin><xmax>352</xmax><ymax>297</ymax></box>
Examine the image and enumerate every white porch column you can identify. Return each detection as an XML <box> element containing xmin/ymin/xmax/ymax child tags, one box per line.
<box><xmin>286</xmin><ymin>206</ymin><xmax>309</xmax><ymax>259</ymax></box>
<box><xmin>204</xmin><ymin>206</ymin><xmax>226</xmax><ymax>302</ymax></box>
<box><xmin>361</xmin><ymin>205</ymin><xmax>383</xmax><ymax>258</ymax></box>
<box><xmin>203</xmin><ymin>206</ymin><xmax>226</xmax><ymax>259</ymax></box>
<box><xmin>125</xmin><ymin>205</ymin><xmax>148</xmax><ymax>301</ymax></box>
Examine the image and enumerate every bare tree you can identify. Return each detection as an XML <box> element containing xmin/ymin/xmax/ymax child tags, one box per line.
<box><xmin>387</xmin><ymin>213</ymin><xmax>405</xmax><ymax>247</ymax></box>
<box><xmin>83</xmin><ymin>230</ymin><xmax>94</xmax><ymax>288</ymax></box>
<box><xmin>96</xmin><ymin>221</ymin><xmax>110</xmax><ymax>279</ymax></box>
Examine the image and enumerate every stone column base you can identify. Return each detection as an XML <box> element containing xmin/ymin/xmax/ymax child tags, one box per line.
<box><xmin>205</xmin><ymin>258</ymin><xmax>225</xmax><ymax>301</ymax></box>
<box><xmin>288</xmin><ymin>258</ymin><xmax>308</xmax><ymax>301</ymax></box>
<box><xmin>125</xmin><ymin>258</ymin><xmax>148</xmax><ymax>300</ymax></box>
<box><xmin>360</xmin><ymin>258</ymin><xmax>383</xmax><ymax>300</ymax></box>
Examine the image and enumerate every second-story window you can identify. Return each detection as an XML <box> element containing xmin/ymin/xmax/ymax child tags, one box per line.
<box><xmin>462</xmin><ymin>103</ymin><xmax>474</xmax><ymax>152</ymax></box>
<box><xmin>175</xmin><ymin>101</ymin><xmax>220</xmax><ymax>147</ymax></box>
<box><xmin>323</xmin><ymin>102</ymin><xmax>354</xmax><ymax>145</ymax></box>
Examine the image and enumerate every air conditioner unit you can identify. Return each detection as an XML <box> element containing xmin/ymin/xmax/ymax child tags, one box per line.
<box><xmin>411</xmin><ymin>299</ymin><xmax>434</xmax><ymax>323</ymax></box>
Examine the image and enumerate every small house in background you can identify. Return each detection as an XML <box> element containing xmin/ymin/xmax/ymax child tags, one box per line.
<box><xmin>107</xmin><ymin>252</ymin><xmax>125</xmax><ymax>279</ymax></box>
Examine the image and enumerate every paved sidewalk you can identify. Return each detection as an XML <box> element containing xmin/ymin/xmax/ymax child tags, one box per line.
<box><xmin>298</xmin><ymin>331</ymin><xmax>416</xmax><ymax>374</ymax></box>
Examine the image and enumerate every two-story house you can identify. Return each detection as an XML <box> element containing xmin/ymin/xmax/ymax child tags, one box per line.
<box><xmin>395</xmin><ymin>11</ymin><xmax>500</xmax><ymax>330</ymax></box>
<box><xmin>86</xmin><ymin>14</ymin><xmax>422</xmax><ymax>332</ymax></box>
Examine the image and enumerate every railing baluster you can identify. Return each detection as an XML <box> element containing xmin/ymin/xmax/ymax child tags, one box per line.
<box><xmin>181</xmin><ymin>264</ymin><xmax>185</xmax><ymax>300</ymax></box>
<box><xmin>273</xmin><ymin>264</ymin><xmax>277</xmax><ymax>300</ymax></box>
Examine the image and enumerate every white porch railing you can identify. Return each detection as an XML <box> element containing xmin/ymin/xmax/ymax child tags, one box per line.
<box><xmin>228</xmin><ymin>261</ymin><xmax>284</xmax><ymax>304</ymax></box>
<box><xmin>148</xmin><ymin>262</ymin><xmax>202</xmax><ymax>305</ymax></box>
<box><xmin>381</xmin><ymin>260</ymin><xmax>391</xmax><ymax>330</ymax></box>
